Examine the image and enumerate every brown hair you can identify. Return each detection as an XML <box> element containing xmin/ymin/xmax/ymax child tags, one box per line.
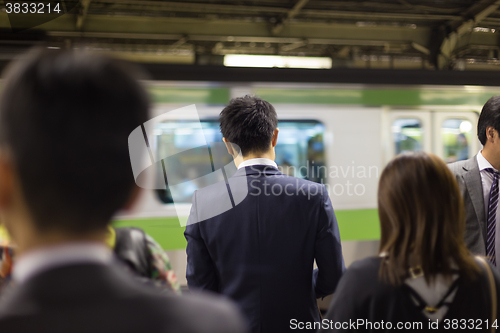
<box><xmin>378</xmin><ymin>152</ymin><xmax>479</xmax><ymax>285</ymax></box>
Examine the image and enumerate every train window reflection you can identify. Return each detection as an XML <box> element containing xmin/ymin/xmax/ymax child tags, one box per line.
<box><xmin>442</xmin><ymin>118</ymin><xmax>472</xmax><ymax>163</ymax></box>
<box><xmin>154</xmin><ymin>120</ymin><xmax>325</xmax><ymax>204</ymax></box>
<box><xmin>275</xmin><ymin>121</ymin><xmax>325</xmax><ymax>183</ymax></box>
<box><xmin>392</xmin><ymin>118</ymin><xmax>423</xmax><ymax>155</ymax></box>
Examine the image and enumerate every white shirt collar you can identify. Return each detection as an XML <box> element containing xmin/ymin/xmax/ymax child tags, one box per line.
<box><xmin>13</xmin><ymin>243</ymin><xmax>112</xmax><ymax>284</ymax></box>
<box><xmin>237</xmin><ymin>158</ymin><xmax>278</xmax><ymax>170</ymax></box>
<box><xmin>477</xmin><ymin>150</ymin><xmax>497</xmax><ymax>172</ymax></box>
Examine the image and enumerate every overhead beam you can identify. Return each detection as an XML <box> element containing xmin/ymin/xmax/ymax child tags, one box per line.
<box><xmin>31</xmin><ymin>15</ymin><xmax>430</xmax><ymax>46</ymax></box>
<box><xmin>437</xmin><ymin>0</ymin><xmax>500</xmax><ymax>69</ymax></box>
<box><xmin>46</xmin><ymin>31</ymin><xmax>406</xmax><ymax>48</ymax></box>
<box><xmin>272</xmin><ymin>0</ymin><xmax>310</xmax><ymax>35</ymax></box>
<box><xmin>76</xmin><ymin>0</ymin><xmax>92</xmax><ymax>30</ymax></box>
<box><xmin>80</xmin><ymin>0</ymin><xmax>464</xmax><ymax>21</ymax></box>
<box><xmin>83</xmin><ymin>0</ymin><xmax>289</xmax><ymax>15</ymax></box>
<box><xmin>288</xmin><ymin>0</ymin><xmax>310</xmax><ymax>19</ymax></box>
<box><xmin>411</xmin><ymin>42</ymin><xmax>430</xmax><ymax>55</ymax></box>
<box><xmin>280</xmin><ymin>39</ymin><xmax>308</xmax><ymax>51</ymax></box>
<box><xmin>169</xmin><ymin>36</ymin><xmax>188</xmax><ymax>49</ymax></box>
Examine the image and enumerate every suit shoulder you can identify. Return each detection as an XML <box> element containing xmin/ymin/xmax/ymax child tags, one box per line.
<box><xmin>274</xmin><ymin>175</ymin><xmax>325</xmax><ymax>190</ymax></box>
<box><xmin>194</xmin><ymin>179</ymin><xmax>227</xmax><ymax>196</ymax></box>
<box><xmin>345</xmin><ymin>257</ymin><xmax>381</xmax><ymax>277</ymax></box>
<box><xmin>155</xmin><ymin>292</ymin><xmax>246</xmax><ymax>333</ymax></box>
<box><xmin>331</xmin><ymin>257</ymin><xmax>382</xmax><ymax>299</ymax></box>
<box><xmin>448</xmin><ymin>157</ymin><xmax>475</xmax><ymax>176</ymax></box>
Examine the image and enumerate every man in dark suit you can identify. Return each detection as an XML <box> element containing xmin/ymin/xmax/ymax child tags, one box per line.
<box><xmin>0</xmin><ymin>50</ymin><xmax>246</xmax><ymax>333</ymax></box>
<box><xmin>185</xmin><ymin>95</ymin><xmax>345</xmax><ymax>333</ymax></box>
<box><xmin>449</xmin><ymin>96</ymin><xmax>500</xmax><ymax>262</ymax></box>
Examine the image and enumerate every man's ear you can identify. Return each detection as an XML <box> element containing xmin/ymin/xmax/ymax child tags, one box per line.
<box><xmin>0</xmin><ymin>154</ymin><xmax>14</xmax><ymax>209</ymax></box>
<box><xmin>271</xmin><ymin>128</ymin><xmax>279</xmax><ymax>148</ymax></box>
<box><xmin>122</xmin><ymin>185</ymin><xmax>142</xmax><ymax>211</ymax></box>
<box><xmin>487</xmin><ymin>126</ymin><xmax>497</xmax><ymax>142</ymax></box>
<box><xmin>223</xmin><ymin>137</ymin><xmax>235</xmax><ymax>156</ymax></box>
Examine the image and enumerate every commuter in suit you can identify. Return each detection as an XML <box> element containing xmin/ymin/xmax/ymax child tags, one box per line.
<box><xmin>321</xmin><ymin>152</ymin><xmax>500</xmax><ymax>332</ymax></box>
<box><xmin>449</xmin><ymin>96</ymin><xmax>500</xmax><ymax>260</ymax></box>
<box><xmin>0</xmin><ymin>50</ymin><xmax>246</xmax><ymax>333</ymax></box>
<box><xmin>185</xmin><ymin>95</ymin><xmax>345</xmax><ymax>333</ymax></box>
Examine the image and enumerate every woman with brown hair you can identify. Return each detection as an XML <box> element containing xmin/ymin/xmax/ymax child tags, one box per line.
<box><xmin>321</xmin><ymin>152</ymin><xmax>500</xmax><ymax>332</ymax></box>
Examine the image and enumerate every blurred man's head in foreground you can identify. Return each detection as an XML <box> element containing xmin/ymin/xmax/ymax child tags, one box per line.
<box><xmin>0</xmin><ymin>50</ymin><xmax>149</xmax><ymax>249</ymax></box>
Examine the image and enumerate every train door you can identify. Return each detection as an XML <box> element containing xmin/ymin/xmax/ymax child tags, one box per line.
<box><xmin>388</xmin><ymin>110</ymin><xmax>480</xmax><ymax>163</ymax></box>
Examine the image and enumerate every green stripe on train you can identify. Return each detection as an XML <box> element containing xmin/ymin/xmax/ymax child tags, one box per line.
<box><xmin>144</xmin><ymin>86</ymin><xmax>500</xmax><ymax>106</ymax></box>
<box><xmin>149</xmin><ymin>87</ymin><xmax>230</xmax><ymax>104</ymax></box>
<box><xmin>112</xmin><ymin>208</ymin><xmax>380</xmax><ymax>250</ymax></box>
<box><xmin>254</xmin><ymin>88</ymin><xmax>500</xmax><ymax>106</ymax></box>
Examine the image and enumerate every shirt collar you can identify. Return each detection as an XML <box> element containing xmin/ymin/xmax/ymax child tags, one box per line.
<box><xmin>477</xmin><ymin>150</ymin><xmax>497</xmax><ymax>172</ymax></box>
<box><xmin>13</xmin><ymin>243</ymin><xmax>112</xmax><ymax>284</ymax></box>
<box><xmin>237</xmin><ymin>158</ymin><xmax>278</xmax><ymax>170</ymax></box>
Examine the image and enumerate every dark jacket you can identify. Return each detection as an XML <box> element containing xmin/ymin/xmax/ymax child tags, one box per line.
<box><xmin>0</xmin><ymin>262</ymin><xmax>246</xmax><ymax>333</ymax></box>
<box><xmin>321</xmin><ymin>257</ymin><xmax>500</xmax><ymax>332</ymax></box>
<box><xmin>185</xmin><ymin>165</ymin><xmax>345</xmax><ymax>333</ymax></box>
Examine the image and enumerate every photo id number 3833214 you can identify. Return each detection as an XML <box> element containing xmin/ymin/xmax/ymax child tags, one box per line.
<box><xmin>5</xmin><ymin>2</ymin><xmax>62</xmax><ymax>14</ymax></box>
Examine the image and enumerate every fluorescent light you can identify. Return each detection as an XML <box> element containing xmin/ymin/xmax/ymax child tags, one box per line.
<box><xmin>223</xmin><ymin>54</ymin><xmax>332</xmax><ymax>69</ymax></box>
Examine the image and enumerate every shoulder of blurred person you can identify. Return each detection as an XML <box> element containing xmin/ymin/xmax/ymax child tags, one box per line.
<box><xmin>0</xmin><ymin>226</ymin><xmax>182</xmax><ymax>295</ymax></box>
<box><xmin>0</xmin><ymin>49</ymin><xmax>245</xmax><ymax>333</ymax></box>
<box><xmin>0</xmin><ymin>262</ymin><xmax>246</xmax><ymax>333</ymax></box>
<box><xmin>320</xmin><ymin>257</ymin><xmax>387</xmax><ymax>322</ymax></box>
<box><xmin>320</xmin><ymin>255</ymin><xmax>500</xmax><ymax>333</ymax></box>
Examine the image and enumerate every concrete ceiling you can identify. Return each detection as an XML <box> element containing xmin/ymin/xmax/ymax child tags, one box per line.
<box><xmin>2</xmin><ymin>0</ymin><xmax>500</xmax><ymax>70</ymax></box>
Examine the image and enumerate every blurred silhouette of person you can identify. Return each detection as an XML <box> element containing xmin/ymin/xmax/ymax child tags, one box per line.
<box><xmin>277</xmin><ymin>151</ymin><xmax>295</xmax><ymax>176</ymax></box>
<box><xmin>321</xmin><ymin>152</ymin><xmax>500</xmax><ymax>332</ymax></box>
<box><xmin>456</xmin><ymin>133</ymin><xmax>469</xmax><ymax>161</ymax></box>
<box><xmin>185</xmin><ymin>95</ymin><xmax>344</xmax><ymax>333</ymax></box>
<box><xmin>306</xmin><ymin>134</ymin><xmax>325</xmax><ymax>182</ymax></box>
<box><xmin>0</xmin><ymin>223</ymin><xmax>181</xmax><ymax>294</ymax></box>
<box><xmin>0</xmin><ymin>50</ymin><xmax>246</xmax><ymax>333</ymax></box>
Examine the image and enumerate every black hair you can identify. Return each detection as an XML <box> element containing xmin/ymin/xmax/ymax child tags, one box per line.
<box><xmin>478</xmin><ymin>96</ymin><xmax>500</xmax><ymax>145</ymax></box>
<box><xmin>0</xmin><ymin>49</ymin><xmax>149</xmax><ymax>234</ymax></box>
<box><xmin>219</xmin><ymin>95</ymin><xmax>278</xmax><ymax>156</ymax></box>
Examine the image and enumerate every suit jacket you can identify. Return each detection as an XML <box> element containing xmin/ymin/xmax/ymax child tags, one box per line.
<box><xmin>0</xmin><ymin>262</ymin><xmax>246</xmax><ymax>333</ymax></box>
<box><xmin>185</xmin><ymin>165</ymin><xmax>345</xmax><ymax>333</ymax></box>
<box><xmin>449</xmin><ymin>155</ymin><xmax>487</xmax><ymax>255</ymax></box>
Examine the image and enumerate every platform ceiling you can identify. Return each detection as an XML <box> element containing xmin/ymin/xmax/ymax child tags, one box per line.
<box><xmin>2</xmin><ymin>0</ymin><xmax>500</xmax><ymax>70</ymax></box>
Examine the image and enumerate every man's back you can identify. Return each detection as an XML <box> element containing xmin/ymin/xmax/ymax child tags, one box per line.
<box><xmin>0</xmin><ymin>262</ymin><xmax>244</xmax><ymax>333</ymax></box>
<box><xmin>185</xmin><ymin>165</ymin><xmax>344</xmax><ymax>332</ymax></box>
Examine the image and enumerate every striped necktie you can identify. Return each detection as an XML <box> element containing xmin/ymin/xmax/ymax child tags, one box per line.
<box><xmin>486</xmin><ymin>168</ymin><xmax>500</xmax><ymax>266</ymax></box>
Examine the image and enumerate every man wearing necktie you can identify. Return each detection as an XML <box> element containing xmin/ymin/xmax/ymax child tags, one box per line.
<box><xmin>449</xmin><ymin>96</ymin><xmax>500</xmax><ymax>265</ymax></box>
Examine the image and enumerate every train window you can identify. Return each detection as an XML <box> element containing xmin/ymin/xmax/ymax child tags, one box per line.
<box><xmin>274</xmin><ymin>121</ymin><xmax>326</xmax><ymax>183</ymax></box>
<box><xmin>392</xmin><ymin>118</ymin><xmax>423</xmax><ymax>154</ymax></box>
<box><xmin>441</xmin><ymin>118</ymin><xmax>473</xmax><ymax>163</ymax></box>
<box><xmin>154</xmin><ymin>120</ymin><xmax>325</xmax><ymax>204</ymax></box>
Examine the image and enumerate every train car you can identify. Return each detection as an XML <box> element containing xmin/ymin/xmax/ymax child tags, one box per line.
<box><xmin>115</xmin><ymin>81</ymin><xmax>497</xmax><ymax>307</ymax></box>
